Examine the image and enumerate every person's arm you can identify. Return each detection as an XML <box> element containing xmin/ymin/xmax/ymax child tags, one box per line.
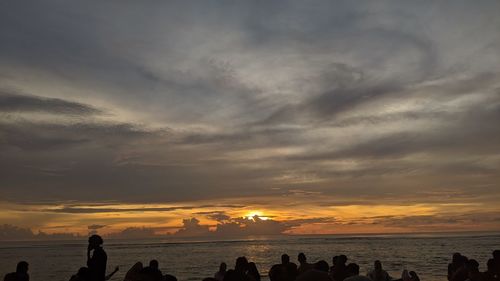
<box><xmin>105</xmin><ymin>266</ymin><xmax>119</xmax><ymax>280</ymax></box>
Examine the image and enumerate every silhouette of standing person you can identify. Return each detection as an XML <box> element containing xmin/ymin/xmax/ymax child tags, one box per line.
<box><xmin>87</xmin><ymin>235</ymin><xmax>107</xmax><ymax>281</ymax></box>
<box><xmin>3</xmin><ymin>261</ymin><xmax>29</xmax><ymax>281</ymax></box>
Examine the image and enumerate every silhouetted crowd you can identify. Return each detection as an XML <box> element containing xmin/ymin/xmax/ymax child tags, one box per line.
<box><xmin>3</xmin><ymin>235</ymin><xmax>500</xmax><ymax>281</ymax></box>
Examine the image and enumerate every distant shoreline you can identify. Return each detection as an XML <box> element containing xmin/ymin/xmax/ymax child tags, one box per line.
<box><xmin>1</xmin><ymin>230</ymin><xmax>499</xmax><ymax>243</ymax></box>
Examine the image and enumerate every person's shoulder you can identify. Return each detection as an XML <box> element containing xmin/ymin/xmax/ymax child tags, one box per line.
<box><xmin>4</xmin><ymin>272</ymin><xmax>16</xmax><ymax>281</ymax></box>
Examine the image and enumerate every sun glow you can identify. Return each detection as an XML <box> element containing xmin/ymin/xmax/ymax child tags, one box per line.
<box><xmin>245</xmin><ymin>211</ymin><xmax>269</xmax><ymax>220</ymax></box>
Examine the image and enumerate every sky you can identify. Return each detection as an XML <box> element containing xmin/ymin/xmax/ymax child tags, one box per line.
<box><xmin>1</xmin><ymin>0</ymin><xmax>500</xmax><ymax>240</ymax></box>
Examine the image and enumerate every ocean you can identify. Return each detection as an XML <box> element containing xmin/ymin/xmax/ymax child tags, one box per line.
<box><xmin>0</xmin><ymin>233</ymin><xmax>498</xmax><ymax>281</ymax></box>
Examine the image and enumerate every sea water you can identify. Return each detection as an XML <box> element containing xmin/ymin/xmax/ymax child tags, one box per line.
<box><xmin>0</xmin><ymin>233</ymin><xmax>498</xmax><ymax>281</ymax></box>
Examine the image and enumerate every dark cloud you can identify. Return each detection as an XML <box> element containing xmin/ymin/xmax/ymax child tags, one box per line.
<box><xmin>87</xmin><ymin>224</ymin><xmax>106</xmax><ymax>230</ymax></box>
<box><xmin>194</xmin><ymin>211</ymin><xmax>231</xmax><ymax>222</ymax></box>
<box><xmin>105</xmin><ymin>227</ymin><xmax>158</xmax><ymax>239</ymax></box>
<box><xmin>371</xmin><ymin>212</ymin><xmax>500</xmax><ymax>230</ymax></box>
<box><xmin>44</xmin><ymin>204</ymin><xmax>244</xmax><ymax>214</ymax></box>
<box><xmin>0</xmin><ymin>224</ymin><xmax>81</xmax><ymax>241</ymax></box>
<box><xmin>0</xmin><ymin>91</ymin><xmax>103</xmax><ymax>115</ymax></box>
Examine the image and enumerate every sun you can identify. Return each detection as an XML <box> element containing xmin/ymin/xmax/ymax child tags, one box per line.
<box><xmin>245</xmin><ymin>210</ymin><xmax>269</xmax><ymax>220</ymax></box>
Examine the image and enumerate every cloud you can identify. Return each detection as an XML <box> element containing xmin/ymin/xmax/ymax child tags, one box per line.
<box><xmin>105</xmin><ymin>227</ymin><xmax>159</xmax><ymax>239</ymax></box>
<box><xmin>0</xmin><ymin>91</ymin><xmax>102</xmax><ymax>115</ymax></box>
<box><xmin>1</xmin><ymin>1</ymin><xmax>500</xmax><ymax>234</ymax></box>
<box><xmin>172</xmin><ymin>215</ymin><xmax>337</xmax><ymax>238</ymax></box>
<box><xmin>0</xmin><ymin>224</ymin><xmax>81</xmax><ymax>241</ymax></box>
<box><xmin>194</xmin><ymin>211</ymin><xmax>231</xmax><ymax>222</ymax></box>
<box><xmin>174</xmin><ymin>218</ymin><xmax>211</xmax><ymax>237</ymax></box>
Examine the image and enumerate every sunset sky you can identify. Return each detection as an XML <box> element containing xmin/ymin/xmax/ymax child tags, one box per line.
<box><xmin>1</xmin><ymin>1</ymin><xmax>500</xmax><ymax>239</ymax></box>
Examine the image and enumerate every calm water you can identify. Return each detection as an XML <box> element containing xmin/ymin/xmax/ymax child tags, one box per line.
<box><xmin>0</xmin><ymin>233</ymin><xmax>498</xmax><ymax>281</ymax></box>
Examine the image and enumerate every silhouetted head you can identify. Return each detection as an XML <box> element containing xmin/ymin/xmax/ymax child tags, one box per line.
<box><xmin>235</xmin><ymin>256</ymin><xmax>248</xmax><ymax>272</ymax></box>
<box><xmin>466</xmin><ymin>259</ymin><xmax>479</xmax><ymax>273</ymax></box>
<box><xmin>248</xmin><ymin>262</ymin><xmax>259</xmax><ymax>274</ymax></box>
<box><xmin>16</xmin><ymin>261</ymin><xmax>29</xmax><ymax>274</ymax></box>
<box><xmin>88</xmin><ymin>234</ymin><xmax>103</xmax><ymax>249</ymax></box>
<box><xmin>164</xmin><ymin>274</ymin><xmax>178</xmax><ymax>281</ymax></box>
<box><xmin>487</xmin><ymin>259</ymin><xmax>495</xmax><ymax>272</ymax></box>
<box><xmin>338</xmin><ymin>255</ymin><xmax>348</xmax><ymax>265</ymax></box>
<box><xmin>298</xmin><ymin>253</ymin><xmax>307</xmax><ymax>263</ymax></box>
<box><xmin>219</xmin><ymin>262</ymin><xmax>227</xmax><ymax>272</ymax></box>
<box><xmin>77</xmin><ymin>267</ymin><xmax>90</xmax><ymax>278</ymax></box>
<box><xmin>460</xmin><ymin>255</ymin><xmax>469</xmax><ymax>264</ymax></box>
<box><xmin>149</xmin><ymin>260</ymin><xmax>159</xmax><ymax>269</ymax></box>
<box><xmin>346</xmin><ymin>263</ymin><xmax>360</xmax><ymax>276</ymax></box>
<box><xmin>314</xmin><ymin>260</ymin><xmax>330</xmax><ymax>272</ymax></box>
<box><xmin>332</xmin><ymin>256</ymin><xmax>338</xmax><ymax>265</ymax></box>
<box><xmin>374</xmin><ymin>260</ymin><xmax>382</xmax><ymax>271</ymax></box>
<box><xmin>452</xmin><ymin>253</ymin><xmax>462</xmax><ymax>264</ymax></box>
<box><xmin>409</xmin><ymin>271</ymin><xmax>420</xmax><ymax>281</ymax></box>
<box><xmin>493</xmin><ymin>250</ymin><xmax>500</xmax><ymax>260</ymax></box>
<box><xmin>281</xmin><ymin>254</ymin><xmax>290</xmax><ymax>264</ymax></box>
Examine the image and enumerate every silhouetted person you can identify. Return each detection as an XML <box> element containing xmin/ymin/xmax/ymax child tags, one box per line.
<box><xmin>466</xmin><ymin>259</ymin><xmax>484</xmax><ymax>281</ymax></box>
<box><xmin>368</xmin><ymin>260</ymin><xmax>391</xmax><ymax>281</ymax></box>
<box><xmin>451</xmin><ymin>255</ymin><xmax>470</xmax><ymax>281</ymax></box>
<box><xmin>269</xmin><ymin>254</ymin><xmax>298</xmax><ymax>281</ymax></box>
<box><xmin>69</xmin><ymin>267</ymin><xmax>90</xmax><ymax>281</ymax></box>
<box><xmin>248</xmin><ymin>262</ymin><xmax>261</xmax><ymax>281</ymax></box>
<box><xmin>164</xmin><ymin>274</ymin><xmax>177</xmax><ymax>281</ymax></box>
<box><xmin>296</xmin><ymin>260</ymin><xmax>332</xmax><ymax>281</ymax></box>
<box><xmin>224</xmin><ymin>256</ymin><xmax>251</xmax><ymax>281</ymax></box>
<box><xmin>483</xmin><ymin>259</ymin><xmax>498</xmax><ymax>281</ymax></box>
<box><xmin>140</xmin><ymin>260</ymin><xmax>163</xmax><ymax>281</ymax></box>
<box><xmin>401</xmin><ymin>271</ymin><xmax>420</xmax><ymax>281</ymax></box>
<box><xmin>297</xmin><ymin>253</ymin><xmax>313</xmax><ymax>275</ymax></box>
<box><xmin>4</xmin><ymin>261</ymin><xmax>29</xmax><ymax>281</ymax></box>
<box><xmin>87</xmin><ymin>235</ymin><xmax>107</xmax><ymax>281</ymax></box>
<box><xmin>344</xmin><ymin>263</ymin><xmax>371</xmax><ymax>281</ymax></box>
<box><xmin>330</xmin><ymin>255</ymin><xmax>348</xmax><ymax>281</ymax></box>
<box><xmin>215</xmin><ymin>263</ymin><xmax>227</xmax><ymax>281</ymax></box>
<box><xmin>124</xmin><ymin>262</ymin><xmax>143</xmax><ymax>281</ymax></box>
<box><xmin>493</xmin><ymin>250</ymin><xmax>500</xmax><ymax>278</ymax></box>
<box><xmin>450</xmin><ymin>253</ymin><xmax>466</xmax><ymax>281</ymax></box>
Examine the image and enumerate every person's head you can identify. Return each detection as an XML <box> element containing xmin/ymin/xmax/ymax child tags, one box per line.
<box><xmin>164</xmin><ymin>274</ymin><xmax>178</xmax><ymax>281</ymax></box>
<box><xmin>374</xmin><ymin>260</ymin><xmax>382</xmax><ymax>271</ymax></box>
<box><xmin>298</xmin><ymin>253</ymin><xmax>307</xmax><ymax>263</ymax></box>
<box><xmin>460</xmin><ymin>255</ymin><xmax>469</xmax><ymax>265</ymax></box>
<box><xmin>149</xmin><ymin>260</ymin><xmax>159</xmax><ymax>269</ymax></box>
<box><xmin>248</xmin><ymin>262</ymin><xmax>258</xmax><ymax>274</ymax></box>
<box><xmin>466</xmin><ymin>259</ymin><xmax>479</xmax><ymax>273</ymax></box>
<box><xmin>314</xmin><ymin>260</ymin><xmax>329</xmax><ymax>272</ymax></box>
<box><xmin>281</xmin><ymin>254</ymin><xmax>290</xmax><ymax>264</ymax></box>
<box><xmin>235</xmin><ymin>256</ymin><xmax>248</xmax><ymax>272</ymax></box>
<box><xmin>487</xmin><ymin>259</ymin><xmax>495</xmax><ymax>272</ymax></box>
<box><xmin>77</xmin><ymin>267</ymin><xmax>90</xmax><ymax>278</ymax></box>
<box><xmin>16</xmin><ymin>261</ymin><xmax>29</xmax><ymax>274</ymax></box>
<box><xmin>219</xmin><ymin>262</ymin><xmax>227</xmax><ymax>272</ymax></box>
<box><xmin>452</xmin><ymin>253</ymin><xmax>462</xmax><ymax>263</ymax></box>
<box><xmin>88</xmin><ymin>234</ymin><xmax>103</xmax><ymax>249</ymax></box>
<box><xmin>493</xmin><ymin>250</ymin><xmax>500</xmax><ymax>260</ymax></box>
<box><xmin>409</xmin><ymin>271</ymin><xmax>420</xmax><ymax>281</ymax></box>
<box><xmin>346</xmin><ymin>263</ymin><xmax>360</xmax><ymax>277</ymax></box>
<box><xmin>332</xmin><ymin>256</ymin><xmax>338</xmax><ymax>265</ymax></box>
<box><xmin>338</xmin><ymin>255</ymin><xmax>348</xmax><ymax>265</ymax></box>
